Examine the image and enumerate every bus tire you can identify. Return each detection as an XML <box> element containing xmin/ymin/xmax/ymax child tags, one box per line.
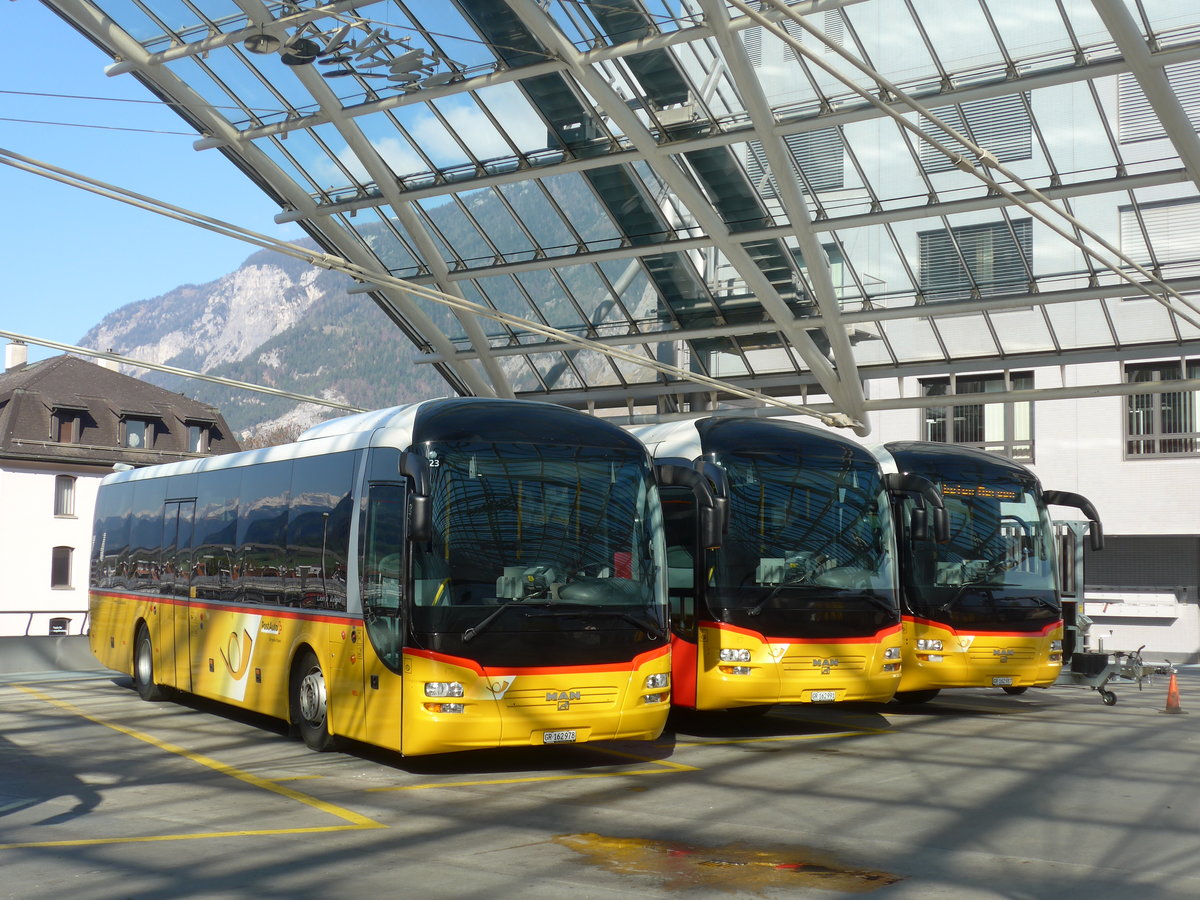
<box><xmin>133</xmin><ymin>625</ymin><xmax>166</xmax><ymax>702</ymax></box>
<box><xmin>893</xmin><ymin>689</ymin><xmax>940</xmax><ymax>704</ymax></box>
<box><xmin>1002</xmin><ymin>685</ymin><xmax>1028</xmax><ymax>695</ymax></box>
<box><xmin>291</xmin><ymin>649</ymin><xmax>335</xmax><ymax>752</ymax></box>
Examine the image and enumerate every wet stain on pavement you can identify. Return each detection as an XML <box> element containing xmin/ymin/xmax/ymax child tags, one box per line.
<box><xmin>553</xmin><ymin>832</ymin><xmax>901</xmax><ymax>894</ymax></box>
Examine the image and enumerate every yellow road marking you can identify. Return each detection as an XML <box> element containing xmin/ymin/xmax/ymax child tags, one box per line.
<box><xmin>0</xmin><ymin>685</ymin><xmax>384</xmax><ymax>850</ymax></box>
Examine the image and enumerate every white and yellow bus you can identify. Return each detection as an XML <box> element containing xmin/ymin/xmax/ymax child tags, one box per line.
<box><xmin>89</xmin><ymin>398</ymin><xmax>675</xmax><ymax>756</ymax></box>
<box><xmin>876</xmin><ymin>441</ymin><xmax>1103</xmax><ymax>703</ymax></box>
<box><xmin>632</xmin><ymin>417</ymin><xmax>941</xmax><ymax>710</ymax></box>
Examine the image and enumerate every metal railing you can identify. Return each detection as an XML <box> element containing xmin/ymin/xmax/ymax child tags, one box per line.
<box><xmin>2</xmin><ymin>609</ymin><xmax>90</xmax><ymax>637</ymax></box>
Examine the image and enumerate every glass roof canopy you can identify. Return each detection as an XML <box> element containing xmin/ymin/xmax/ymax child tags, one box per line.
<box><xmin>41</xmin><ymin>0</ymin><xmax>1200</xmax><ymax>434</ymax></box>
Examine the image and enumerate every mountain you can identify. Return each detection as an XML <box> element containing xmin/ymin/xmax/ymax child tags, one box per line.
<box><xmin>79</xmin><ymin>243</ymin><xmax>448</xmax><ymax>439</ymax></box>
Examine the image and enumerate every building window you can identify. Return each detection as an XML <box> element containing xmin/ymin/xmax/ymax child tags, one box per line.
<box><xmin>187</xmin><ymin>423</ymin><xmax>210</xmax><ymax>453</ymax></box>
<box><xmin>123</xmin><ymin>417</ymin><xmax>153</xmax><ymax>449</ymax></box>
<box><xmin>53</xmin><ymin>409</ymin><xmax>81</xmax><ymax>443</ymax></box>
<box><xmin>921</xmin><ymin>371</ymin><xmax>1034</xmax><ymax>461</ymax></box>
<box><xmin>919</xmin><ymin>94</ymin><xmax>1032</xmax><ymax>173</ymax></box>
<box><xmin>1125</xmin><ymin>359</ymin><xmax>1200</xmax><ymax>457</ymax></box>
<box><xmin>918</xmin><ymin>218</ymin><xmax>1033</xmax><ymax>301</ymax></box>
<box><xmin>51</xmin><ymin>546</ymin><xmax>73</xmax><ymax>589</ymax></box>
<box><xmin>746</xmin><ymin>128</ymin><xmax>845</xmax><ymax>198</ymax></box>
<box><xmin>1118</xmin><ymin>60</ymin><xmax>1200</xmax><ymax>143</ymax></box>
<box><xmin>54</xmin><ymin>475</ymin><xmax>76</xmax><ymax>517</ymax></box>
<box><xmin>1119</xmin><ymin>198</ymin><xmax>1200</xmax><ymax>269</ymax></box>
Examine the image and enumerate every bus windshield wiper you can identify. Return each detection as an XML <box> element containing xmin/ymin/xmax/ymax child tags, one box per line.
<box><xmin>747</xmin><ymin>586</ymin><xmax>894</xmax><ymax>618</ymax></box>
<box><xmin>462</xmin><ymin>599</ymin><xmax>548</xmax><ymax>643</ymax></box>
<box><xmin>580</xmin><ymin>609</ymin><xmax>668</xmax><ymax>641</ymax></box>
<box><xmin>835</xmin><ymin>591</ymin><xmax>898</xmax><ymax>616</ymax></box>
<box><xmin>745</xmin><ymin>581</ymin><xmax>820</xmax><ymax>617</ymax></box>
<box><xmin>1004</xmin><ymin>595</ymin><xmax>1060</xmax><ymax>613</ymax></box>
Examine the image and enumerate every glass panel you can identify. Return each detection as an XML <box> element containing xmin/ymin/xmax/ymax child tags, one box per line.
<box><xmin>287</xmin><ymin>452</ymin><xmax>356</xmax><ymax>611</ymax></box>
<box><xmin>1045</xmin><ymin>299</ymin><xmax>1114</xmax><ymax>349</ymax></box>
<box><xmin>991</xmin><ymin>307</ymin><xmax>1056</xmax><ymax>355</ymax></box>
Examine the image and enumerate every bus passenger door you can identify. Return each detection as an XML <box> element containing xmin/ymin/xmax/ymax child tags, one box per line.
<box><xmin>162</xmin><ymin>499</ymin><xmax>195</xmax><ymax>691</ymax></box>
<box><xmin>359</xmin><ymin>481</ymin><xmax>407</xmax><ymax>753</ymax></box>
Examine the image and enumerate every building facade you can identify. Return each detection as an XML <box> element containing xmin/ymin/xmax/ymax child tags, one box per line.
<box><xmin>0</xmin><ymin>344</ymin><xmax>238</xmax><ymax>636</ymax></box>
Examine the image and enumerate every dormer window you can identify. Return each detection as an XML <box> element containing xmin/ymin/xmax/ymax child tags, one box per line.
<box><xmin>187</xmin><ymin>421</ymin><xmax>211</xmax><ymax>453</ymax></box>
<box><xmin>52</xmin><ymin>406</ymin><xmax>85</xmax><ymax>443</ymax></box>
<box><xmin>122</xmin><ymin>416</ymin><xmax>156</xmax><ymax>449</ymax></box>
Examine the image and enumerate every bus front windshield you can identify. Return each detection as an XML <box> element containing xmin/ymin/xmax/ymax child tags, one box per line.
<box><xmin>902</xmin><ymin>471</ymin><xmax>1059</xmax><ymax>630</ymax></box>
<box><xmin>409</xmin><ymin>441</ymin><xmax>667</xmax><ymax>663</ymax></box>
<box><xmin>708</xmin><ymin>450</ymin><xmax>898</xmax><ymax>636</ymax></box>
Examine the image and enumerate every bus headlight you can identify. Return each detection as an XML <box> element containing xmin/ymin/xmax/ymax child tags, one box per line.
<box><xmin>425</xmin><ymin>681</ymin><xmax>464</xmax><ymax>698</ymax></box>
<box><xmin>884</xmin><ymin>647</ymin><xmax>901</xmax><ymax>660</ymax></box>
<box><xmin>644</xmin><ymin>673</ymin><xmax>670</xmax><ymax>690</ymax></box>
<box><xmin>720</xmin><ymin>666</ymin><xmax>752</xmax><ymax>676</ymax></box>
<box><xmin>1050</xmin><ymin>639</ymin><xmax>1063</xmax><ymax>662</ymax></box>
<box><xmin>720</xmin><ymin>648</ymin><xmax>752</xmax><ymax>663</ymax></box>
<box><xmin>425</xmin><ymin>702</ymin><xmax>465</xmax><ymax>714</ymax></box>
<box><xmin>917</xmin><ymin>639</ymin><xmax>943</xmax><ymax>652</ymax></box>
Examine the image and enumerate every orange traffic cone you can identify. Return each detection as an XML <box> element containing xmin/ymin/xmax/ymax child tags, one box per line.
<box><xmin>1163</xmin><ymin>671</ymin><xmax>1185</xmax><ymax>715</ymax></box>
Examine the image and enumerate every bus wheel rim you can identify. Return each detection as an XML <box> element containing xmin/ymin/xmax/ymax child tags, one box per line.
<box><xmin>299</xmin><ymin>668</ymin><xmax>327</xmax><ymax>726</ymax></box>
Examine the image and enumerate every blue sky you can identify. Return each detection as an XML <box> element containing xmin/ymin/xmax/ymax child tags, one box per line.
<box><xmin>1</xmin><ymin>0</ymin><xmax>299</xmax><ymax>364</ymax></box>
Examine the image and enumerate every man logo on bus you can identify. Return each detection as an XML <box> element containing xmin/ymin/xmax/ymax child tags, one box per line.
<box><xmin>813</xmin><ymin>658</ymin><xmax>839</xmax><ymax>674</ymax></box>
<box><xmin>547</xmin><ymin>689</ymin><xmax>581</xmax><ymax>706</ymax></box>
<box><xmin>994</xmin><ymin>648</ymin><xmax>1015</xmax><ymax>663</ymax></box>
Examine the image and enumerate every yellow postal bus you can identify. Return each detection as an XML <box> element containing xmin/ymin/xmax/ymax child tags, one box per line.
<box><xmin>877</xmin><ymin>442</ymin><xmax>1103</xmax><ymax>702</ymax></box>
<box><xmin>89</xmin><ymin>398</ymin><xmax>674</xmax><ymax>755</ymax></box>
<box><xmin>632</xmin><ymin>417</ymin><xmax>941</xmax><ymax>710</ymax></box>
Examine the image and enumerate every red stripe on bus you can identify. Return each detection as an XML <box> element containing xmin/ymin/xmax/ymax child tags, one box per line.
<box><xmin>670</xmin><ymin>634</ymin><xmax>698</xmax><ymax>707</ymax></box>
<box><xmin>88</xmin><ymin>590</ymin><xmax>356</xmax><ymax>626</ymax></box>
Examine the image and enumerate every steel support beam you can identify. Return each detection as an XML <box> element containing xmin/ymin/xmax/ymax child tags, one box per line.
<box><xmin>506</xmin><ymin>0</ymin><xmax>868</xmax><ymax>430</ymax></box>
<box><xmin>1091</xmin><ymin>0</ymin><xmax>1200</xmax><ymax>192</ymax></box>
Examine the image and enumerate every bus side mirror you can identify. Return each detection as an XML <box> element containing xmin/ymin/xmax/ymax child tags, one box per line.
<box><xmin>655</xmin><ymin>462</ymin><xmax>724</xmax><ymax>550</ymax></box>
<box><xmin>401</xmin><ymin>451</ymin><xmax>433</xmax><ymax>544</ymax></box>
<box><xmin>934</xmin><ymin>507</ymin><xmax>949</xmax><ymax>543</ymax></box>
<box><xmin>408</xmin><ymin>495</ymin><xmax>431</xmax><ymax>544</ymax></box>
<box><xmin>883</xmin><ymin>472</ymin><xmax>948</xmax><ymax>543</ymax></box>
<box><xmin>911</xmin><ymin>507</ymin><xmax>928</xmax><ymax>542</ymax></box>
<box><xmin>1043</xmin><ymin>490</ymin><xmax>1104</xmax><ymax>551</ymax></box>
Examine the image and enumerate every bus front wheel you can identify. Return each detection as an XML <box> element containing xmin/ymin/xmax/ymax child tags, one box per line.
<box><xmin>133</xmin><ymin>626</ymin><xmax>166</xmax><ymax>702</ymax></box>
<box><xmin>291</xmin><ymin>649</ymin><xmax>335</xmax><ymax>752</ymax></box>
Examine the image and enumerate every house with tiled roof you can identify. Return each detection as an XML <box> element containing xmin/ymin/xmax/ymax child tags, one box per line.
<box><xmin>0</xmin><ymin>342</ymin><xmax>239</xmax><ymax>636</ymax></box>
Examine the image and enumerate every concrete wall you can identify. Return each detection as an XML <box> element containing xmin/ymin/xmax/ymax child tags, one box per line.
<box><xmin>0</xmin><ymin>636</ymin><xmax>102</xmax><ymax>674</ymax></box>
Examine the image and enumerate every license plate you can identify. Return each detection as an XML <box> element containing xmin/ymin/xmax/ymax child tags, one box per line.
<box><xmin>810</xmin><ymin>690</ymin><xmax>837</xmax><ymax>702</ymax></box>
<box><xmin>992</xmin><ymin>677</ymin><xmax>1013</xmax><ymax>686</ymax></box>
<box><xmin>543</xmin><ymin>730</ymin><xmax>577</xmax><ymax>744</ymax></box>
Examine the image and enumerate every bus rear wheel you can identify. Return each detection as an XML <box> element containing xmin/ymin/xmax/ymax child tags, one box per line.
<box><xmin>291</xmin><ymin>649</ymin><xmax>335</xmax><ymax>752</ymax></box>
<box><xmin>133</xmin><ymin>626</ymin><xmax>166</xmax><ymax>702</ymax></box>
<box><xmin>893</xmin><ymin>689</ymin><xmax>940</xmax><ymax>704</ymax></box>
